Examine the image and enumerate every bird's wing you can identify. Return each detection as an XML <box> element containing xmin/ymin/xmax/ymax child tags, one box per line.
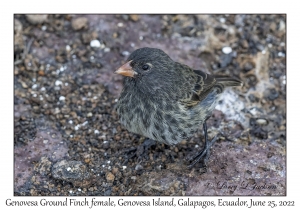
<box><xmin>181</xmin><ymin>70</ymin><xmax>217</xmax><ymax>107</ymax></box>
<box><xmin>214</xmin><ymin>75</ymin><xmax>243</xmax><ymax>87</ymax></box>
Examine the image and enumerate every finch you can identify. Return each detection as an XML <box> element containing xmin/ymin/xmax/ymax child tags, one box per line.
<box><xmin>115</xmin><ymin>47</ymin><xmax>242</xmax><ymax>168</ymax></box>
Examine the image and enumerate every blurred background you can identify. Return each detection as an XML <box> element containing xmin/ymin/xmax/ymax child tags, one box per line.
<box><xmin>14</xmin><ymin>14</ymin><xmax>286</xmax><ymax>196</ymax></box>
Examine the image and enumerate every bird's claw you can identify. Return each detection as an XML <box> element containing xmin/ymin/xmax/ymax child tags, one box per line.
<box><xmin>187</xmin><ymin>133</ymin><xmax>219</xmax><ymax>170</ymax></box>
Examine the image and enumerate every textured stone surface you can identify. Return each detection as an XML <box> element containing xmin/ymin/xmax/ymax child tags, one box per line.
<box><xmin>14</xmin><ymin>14</ymin><xmax>286</xmax><ymax>196</ymax></box>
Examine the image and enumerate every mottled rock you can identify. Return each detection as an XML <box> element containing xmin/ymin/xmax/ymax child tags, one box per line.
<box><xmin>137</xmin><ymin>171</ymin><xmax>185</xmax><ymax>195</ymax></box>
<box><xmin>26</xmin><ymin>15</ymin><xmax>48</xmax><ymax>24</ymax></box>
<box><xmin>106</xmin><ymin>172</ymin><xmax>115</xmax><ymax>182</ymax></box>
<box><xmin>52</xmin><ymin>160</ymin><xmax>90</xmax><ymax>186</ymax></box>
<box><xmin>35</xmin><ymin>157</ymin><xmax>52</xmax><ymax>176</ymax></box>
<box><xmin>129</xmin><ymin>14</ymin><xmax>139</xmax><ymax>22</ymax></box>
<box><xmin>243</xmin><ymin>62</ymin><xmax>254</xmax><ymax>72</ymax></box>
<box><xmin>14</xmin><ymin>19</ymin><xmax>23</xmax><ymax>34</ymax></box>
<box><xmin>267</xmin><ymin>88</ymin><xmax>279</xmax><ymax>101</ymax></box>
<box><xmin>71</xmin><ymin>17</ymin><xmax>88</xmax><ymax>30</ymax></box>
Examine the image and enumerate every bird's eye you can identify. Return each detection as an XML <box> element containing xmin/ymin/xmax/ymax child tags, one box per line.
<box><xmin>142</xmin><ymin>64</ymin><xmax>150</xmax><ymax>71</ymax></box>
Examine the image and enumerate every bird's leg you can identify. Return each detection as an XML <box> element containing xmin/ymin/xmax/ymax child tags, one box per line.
<box><xmin>187</xmin><ymin>119</ymin><xmax>219</xmax><ymax>169</ymax></box>
<box><xmin>122</xmin><ymin>138</ymin><xmax>156</xmax><ymax>165</ymax></box>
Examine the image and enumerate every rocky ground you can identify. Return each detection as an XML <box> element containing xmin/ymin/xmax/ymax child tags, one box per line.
<box><xmin>14</xmin><ymin>14</ymin><xmax>286</xmax><ymax>196</ymax></box>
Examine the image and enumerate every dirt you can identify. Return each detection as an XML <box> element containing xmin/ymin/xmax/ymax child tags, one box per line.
<box><xmin>14</xmin><ymin>14</ymin><xmax>286</xmax><ymax>196</ymax></box>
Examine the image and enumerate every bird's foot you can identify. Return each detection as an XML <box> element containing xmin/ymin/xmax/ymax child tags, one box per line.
<box><xmin>122</xmin><ymin>138</ymin><xmax>156</xmax><ymax>165</ymax></box>
<box><xmin>187</xmin><ymin>134</ymin><xmax>219</xmax><ymax>170</ymax></box>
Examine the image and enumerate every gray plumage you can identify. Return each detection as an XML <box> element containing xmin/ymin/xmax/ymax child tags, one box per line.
<box><xmin>116</xmin><ymin>47</ymin><xmax>242</xmax><ymax>145</ymax></box>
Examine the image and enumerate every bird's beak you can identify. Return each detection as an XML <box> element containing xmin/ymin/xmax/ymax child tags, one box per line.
<box><xmin>115</xmin><ymin>60</ymin><xmax>137</xmax><ymax>78</ymax></box>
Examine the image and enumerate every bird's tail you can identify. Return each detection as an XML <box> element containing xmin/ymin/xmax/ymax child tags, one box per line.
<box><xmin>215</xmin><ymin>75</ymin><xmax>243</xmax><ymax>87</ymax></box>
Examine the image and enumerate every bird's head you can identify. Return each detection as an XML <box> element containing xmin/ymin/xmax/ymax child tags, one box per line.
<box><xmin>115</xmin><ymin>47</ymin><xmax>174</xmax><ymax>82</ymax></box>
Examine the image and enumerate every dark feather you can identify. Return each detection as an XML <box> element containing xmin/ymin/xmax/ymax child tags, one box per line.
<box><xmin>214</xmin><ymin>75</ymin><xmax>243</xmax><ymax>87</ymax></box>
<box><xmin>183</xmin><ymin>71</ymin><xmax>242</xmax><ymax>107</ymax></box>
<box><xmin>194</xmin><ymin>70</ymin><xmax>216</xmax><ymax>95</ymax></box>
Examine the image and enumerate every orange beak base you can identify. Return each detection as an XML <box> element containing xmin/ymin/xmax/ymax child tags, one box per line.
<box><xmin>115</xmin><ymin>60</ymin><xmax>137</xmax><ymax>77</ymax></box>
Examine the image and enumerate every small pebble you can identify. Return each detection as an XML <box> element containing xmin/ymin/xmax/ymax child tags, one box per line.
<box><xmin>267</xmin><ymin>88</ymin><xmax>279</xmax><ymax>100</ymax></box>
<box><xmin>222</xmin><ymin>46</ymin><xmax>232</xmax><ymax>54</ymax></box>
<box><xmin>75</xmin><ymin>125</ymin><xmax>80</xmax><ymax>130</ymax></box>
<box><xmin>55</xmin><ymin>80</ymin><xmax>62</xmax><ymax>86</ymax></box>
<box><xmin>256</xmin><ymin>118</ymin><xmax>268</xmax><ymax>125</ymax></box>
<box><xmin>71</xmin><ymin>17</ymin><xmax>88</xmax><ymax>30</ymax></box>
<box><xmin>90</xmin><ymin>40</ymin><xmax>101</xmax><ymax>48</ymax></box>
<box><xmin>20</xmin><ymin>81</ymin><xmax>28</xmax><ymax>88</ymax></box>
<box><xmin>59</xmin><ymin>96</ymin><xmax>65</xmax><ymax>101</ymax></box>
<box><xmin>26</xmin><ymin>14</ymin><xmax>48</xmax><ymax>24</ymax></box>
<box><xmin>106</xmin><ymin>172</ymin><xmax>115</xmax><ymax>182</ymax></box>
<box><xmin>122</xmin><ymin>51</ymin><xmax>130</xmax><ymax>56</ymax></box>
<box><xmin>129</xmin><ymin>14</ymin><xmax>139</xmax><ymax>21</ymax></box>
<box><xmin>279</xmin><ymin>20</ymin><xmax>285</xmax><ymax>31</ymax></box>
<box><xmin>104</xmin><ymin>47</ymin><xmax>110</xmax><ymax>52</ymax></box>
<box><xmin>219</xmin><ymin>17</ymin><xmax>226</xmax><ymax>23</ymax></box>
<box><xmin>243</xmin><ymin>62</ymin><xmax>254</xmax><ymax>72</ymax></box>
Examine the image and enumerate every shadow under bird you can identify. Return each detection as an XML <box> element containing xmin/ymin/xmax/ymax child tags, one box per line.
<box><xmin>115</xmin><ymin>47</ymin><xmax>242</xmax><ymax>169</ymax></box>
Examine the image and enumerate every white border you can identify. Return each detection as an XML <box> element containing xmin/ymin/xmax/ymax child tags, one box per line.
<box><xmin>2</xmin><ymin>0</ymin><xmax>297</xmax><ymax>209</ymax></box>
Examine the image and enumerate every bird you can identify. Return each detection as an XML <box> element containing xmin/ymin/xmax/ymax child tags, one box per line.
<box><xmin>115</xmin><ymin>47</ymin><xmax>242</xmax><ymax>169</ymax></box>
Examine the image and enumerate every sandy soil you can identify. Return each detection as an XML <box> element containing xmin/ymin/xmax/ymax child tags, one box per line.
<box><xmin>14</xmin><ymin>14</ymin><xmax>286</xmax><ymax>196</ymax></box>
